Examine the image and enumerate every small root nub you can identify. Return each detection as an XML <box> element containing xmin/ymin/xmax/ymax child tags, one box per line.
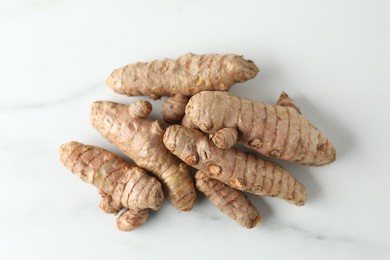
<box><xmin>128</xmin><ymin>100</ymin><xmax>152</xmax><ymax>118</ymax></box>
<box><xmin>208</xmin><ymin>164</ymin><xmax>222</xmax><ymax>175</ymax></box>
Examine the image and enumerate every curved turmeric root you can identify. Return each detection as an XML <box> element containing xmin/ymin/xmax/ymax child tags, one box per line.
<box><xmin>195</xmin><ymin>171</ymin><xmax>261</xmax><ymax>228</ymax></box>
<box><xmin>106</xmin><ymin>53</ymin><xmax>259</xmax><ymax>99</ymax></box>
<box><xmin>184</xmin><ymin>91</ymin><xmax>336</xmax><ymax>166</ymax></box>
<box><xmin>59</xmin><ymin>141</ymin><xmax>164</xmax><ymax>231</ymax></box>
<box><xmin>90</xmin><ymin>100</ymin><xmax>196</xmax><ymax>211</ymax></box>
<box><xmin>163</xmin><ymin>125</ymin><xmax>307</xmax><ymax>206</ymax></box>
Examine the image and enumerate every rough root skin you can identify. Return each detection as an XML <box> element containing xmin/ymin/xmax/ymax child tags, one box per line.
<box><xmin>106</xmin><ymin>53</ymin><xmax>259</xmax><ymax>99</ymax></box>
<box><xmin>210</xmin><ymin>128</ymin><xmax>238</xmax><ymax>149</ymax></box>
<box><xmin>128</xmin><ymin>100</ymin><xmax>152</xmax><ymax>118</ymax></box>
<box><xmin>59</xmin><ymin>141</ymin><xmax>164</xmax><ymax>212</ymax></box>
<box><xmin>195</xmin><ymin>171</ymin><xmax>261</xmax><ymax>228</ymax></box>
<box><xmin>116</xmin><ymin>208</ymin><xmax>149</xmax><ymax>231</ymax></box>
<box><xmin>90</xmin><ymin>101</ymin><xmax>196</xmax><ymax>211</ymax></box>
<box><xmin>163</xmin><ymin>126</ymin><xmax>307</xmax><ymax>206</ymax></box>
<box><xmin>182</xmin><ymin>114</ymin><xmax>198</xmax><ymax>129</ymax></box>
<box><xmin>162</xmin><ymin>94</ymin><xmax>189</xmax><ymax>124</ymax></box>
<box><xmin>184</xmin><ymin>91</ymin><xmax>336</xmax><ymax>166</ymax></box>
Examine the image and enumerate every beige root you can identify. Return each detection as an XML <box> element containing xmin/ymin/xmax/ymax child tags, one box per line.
<box><xmin>90</xmin><ymin>100</ymin><xmax>196</xmax><ymax>211</ymax></box>
<box><xmin>195</xmin><ymin>171</ymin><xmax>261</xmax><ymax>228</ymax></box>
<box><xmin>161</xmin><ymin>94</ymin><xmax>189</xmax><ymax>124</ymax></box>
<box><xmin>59</xmin><ymin>141</ymin><xmax>164</xmax><ymax>231</ymax></box>
<box><xmin>106</xmin><ymin>53</ymin><xmax>259</xmax><ymax>99</ymax></box>
<box><xmin>116</xmin><ymin>208</ymin><xmax>149</xmax><ymax>231</ymax></box>
<box><xmin>163</xmin><ymin>125</ymin><xmax>307</xmax><ymax>206</ymax></box>
<box><xmin>184</xmin><ymin>91</ymin><xmax>336</xmax><ymax>166</ymax></box>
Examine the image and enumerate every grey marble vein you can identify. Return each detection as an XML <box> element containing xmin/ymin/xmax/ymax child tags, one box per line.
<box><xmin>0</xmin><ymin>83</ymin><xmax>101</xmax><ymax>112</ymax></box>
<box><xmin>267</xmin><ymin>222</ymin><xmax>390</xmax><ymax>255</ymax></box>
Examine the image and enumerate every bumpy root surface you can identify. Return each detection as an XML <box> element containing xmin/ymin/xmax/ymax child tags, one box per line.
<box><xmin>90</xmin><ymin>100</ymin><xmax>196</xmax><ymax>211</ymax></box>
<box><xmin>163</xmin><ymin>125</ymin><xmax>307</xmax><ymax>206</ymax></box>
<box><xmin>184</xmin><ymin>91</ymin><xmax>336</xmax><ymax>166</ymax></box>
<box><xmin>196</xmin><ymin>171</ymin><xmax>261</xmax><ymax>228</ymax></box>
<box><xmin>106</xmin><ymin>53</ymin><xmax>259</xmax><ymax>99</ymax></box>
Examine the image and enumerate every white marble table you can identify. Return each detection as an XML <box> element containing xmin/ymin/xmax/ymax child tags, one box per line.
<box><xmin>1</xmin><ymin>1</ymin><xmax>389</xmax><ymax>259</ymax></box>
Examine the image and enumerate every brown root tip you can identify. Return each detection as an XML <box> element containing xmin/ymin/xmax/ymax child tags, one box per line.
<box><xmin>330</xmin><ymin>149</ymin><xmax>337</xmax><ymax>163</ymax></box>
<box><xmin>233</xmin><ymin>56</ymin><xmax>260</xmax><ymax>82</ymax></box>
<box><xmin>276</xmin><ymin>91</ymin><xmax>301</xmax><ymax>114</ymax></box>
<box><xmin>294</xmin><ymin>188</ymin><xmax>308</xmax><ymax>206</ymax></box>
<box><xmin>181</xmin><ymin>206</ymin><xmax>193</xmax><ymax>211</ymax></box>
<box><xmin>105</xmin><ymin>74</ymin><xmax>115</xmax><ymax>89</ymax></box>
<box><xmin>59</xmin><ymin>141</ymin><xmax>81</xmax><ymax>163</ymax></box>
<box><xmin>105</xmin><ymin>68</ymin><xmax>125</xmax><ymax>94</ymax></box>
<box><xmin>177</xmin><ymin>204</ymin><xmax>194</xmax><ymax>212</ymax></box>
<box><xmin>116</xmin><ymin>209</ymin><xmax>148</xmax><ymax>231</ymax></box>
<box><xmin>99</xmin><ymin>199</ymin><xmax>120</xmax><ymax>215</ymax></box>
<box><xmin>252</xmin><ymin>216</ymin><xmax>262</xmax><ymax>227</ymax></box>
<box><xmin>326</xmin><ymin>142</ymin><xmax>337</xmax><ymax>164</ymax></box>
<box><xmin>280</xmin><ymin>91</ymin><xmax>288</xmax><ymax>99</ymax></box>
<box><xmin>128</xmin><ymin>100</ymin><xmax>152</xmax><ymax>118</ymax></box>
<box><xmin>175</xmin><ymin>193</ymin><xmax>196</xmax><ymax>211</ymax></box>
<box><xmin>153</xmin><ymin>188</ymin><xmax>164</xmax><ymax>211</ymax></box>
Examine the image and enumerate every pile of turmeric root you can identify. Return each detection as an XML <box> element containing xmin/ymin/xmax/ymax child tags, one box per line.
<box><xmin>59</xmin><ymin>53</ymin><xmax>336</xmax><ymax>231</ymax></box>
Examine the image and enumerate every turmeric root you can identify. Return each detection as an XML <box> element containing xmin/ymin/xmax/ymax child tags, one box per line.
<box><xmin>163</xmin><ymin>125</ymin><xmax>307</xmax><ymax>206</ymax></box>
<box><xmin>116</xmin><ymin>208</ymin><xmax>149</xmax><ymax>231</ymax></box>
<box><xmin>90</xmin><ymin>100</ymin><xmax>196</xmax><ymax>211</ymax></box>
<box><xmin>106</xmin><ymin>53</ymin><xmax>259</xmax><ymax>99</ymax></box>
<box><xmin>195</xmin><ymin>171</ymin><xmax>261</xmax><ymax>228</ymax></box>
<box><xmin>161</xmin><ymin>94</ymin><xmax>189</xmax><ymax>124</ymax></box>
<box><xmin>59</xmin><ymin>141</ymin><xmax>164</xmax><ymax>231</ymax></box>
<box><xmin>184</xmin><ymin>91</ymin><xmax>336</xmax><ymax>166</ymax></box>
